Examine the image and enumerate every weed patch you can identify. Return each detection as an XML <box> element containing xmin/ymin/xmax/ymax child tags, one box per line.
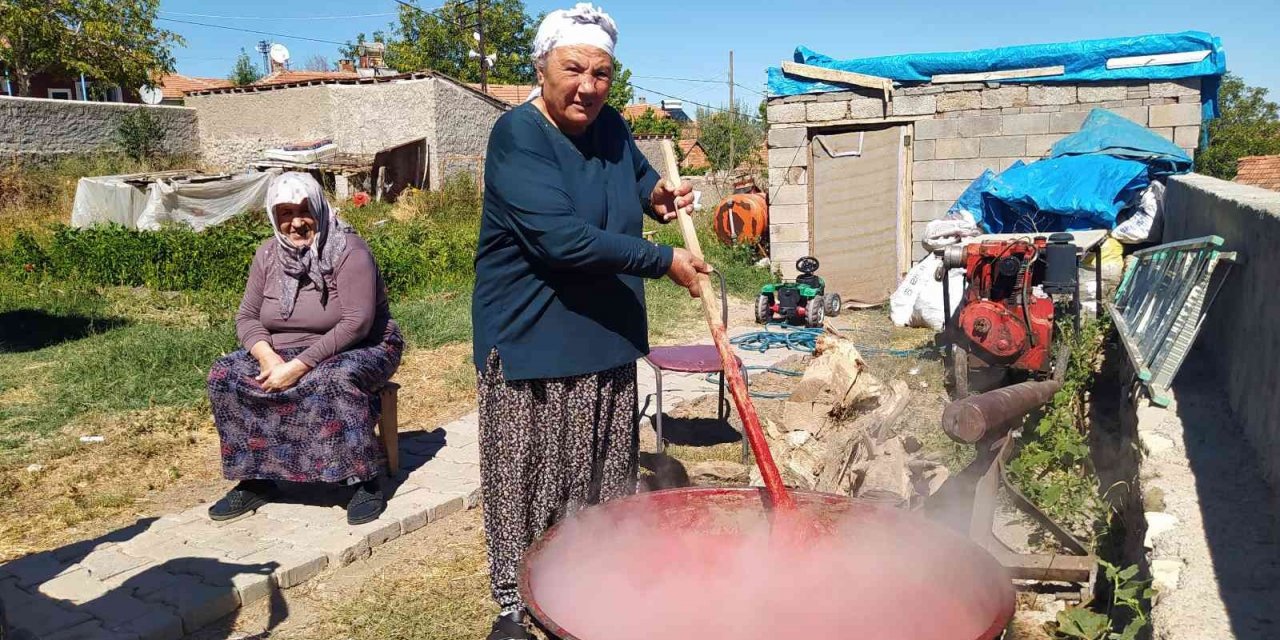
<box><xmin>1007</xmin><ymin>318</ymin><xmax>1110</xmax><ymax>539</ymax></box>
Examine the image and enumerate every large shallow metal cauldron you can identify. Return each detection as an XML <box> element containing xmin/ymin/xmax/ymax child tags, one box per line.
<box><xmin>519</xmin><ymin>487</ymin><xmax>1014</xmax><ymax>640</ymax></box>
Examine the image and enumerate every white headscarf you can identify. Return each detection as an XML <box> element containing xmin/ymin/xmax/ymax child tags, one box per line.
<box><xmin>527</xmin><ymin>3</ymin><xmax>618</xmax><ymax>102</ymax></box>
<box><xmin>265</xmin><ymin>172</ymin><xmax>349</xmax><ymax>319</ymax></box>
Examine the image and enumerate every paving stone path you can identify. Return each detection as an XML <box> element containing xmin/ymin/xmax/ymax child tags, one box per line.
<box><xmin>1</xmin><ymin>332</ymin><xmax>793</xmax><ymax>639</ymax></box>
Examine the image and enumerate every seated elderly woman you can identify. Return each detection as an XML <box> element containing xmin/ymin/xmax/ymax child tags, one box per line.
<box><xmin>206</xmin><ymin>172</ymin><xmax>402</xmax><ymax>526</ymax></box>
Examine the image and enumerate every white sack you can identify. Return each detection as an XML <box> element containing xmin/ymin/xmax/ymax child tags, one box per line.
<box><xmin>1112</xmin><ymin>180</ymin><xmax>1165</xmax><ymax>244</ymax></box>
<box><xmin>922</xmin><ymin>210</ymin><xmax>982</xmax><ymax>252</ymax></box>
<box><xmin>890</xmin><ymin>254</ymin><xmax>965</xmax><ymax>331</ymax></box>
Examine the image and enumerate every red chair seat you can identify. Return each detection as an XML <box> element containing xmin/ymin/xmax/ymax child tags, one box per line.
<box><xmin>646</xmin><ymin>345</ymin><xmax>741</xmax><ymax>373</ymax></box>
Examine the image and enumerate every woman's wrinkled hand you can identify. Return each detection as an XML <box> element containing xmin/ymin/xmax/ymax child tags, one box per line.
<box><xmin>650</xmin><ymin>179</ymin><xmax>695</xmax><ymax>223</ymax></box>
<box><xmin>256</xmin><ymin>359</ymin><xmax>311</xmax><ymax>393</ymax></box>
<box><xmin>256</xmin><ymin>352</ymin><xmax>285</xmax><ymax>376</ymax></box>
<box><xmin>666</xmin><ymin>247</ymin><xmax>712</xmax><ymax>298</ymax></box>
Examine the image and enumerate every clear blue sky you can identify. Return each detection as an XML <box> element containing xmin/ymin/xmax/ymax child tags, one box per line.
<box><xmin>161</xmin><ymin>0</ymin><xmax>1280</xmax><ymax>112</ymax></box>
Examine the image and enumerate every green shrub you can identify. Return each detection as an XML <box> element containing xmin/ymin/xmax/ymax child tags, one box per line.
<box><xmin>115</xmin><ymin>109</ymin><xmax>166</xmax><ymax>161</ymax></box>
<box><xmin>38</xmin><ymin>215</ymin><xmax>270</xmax><ymax>292</ymax></box>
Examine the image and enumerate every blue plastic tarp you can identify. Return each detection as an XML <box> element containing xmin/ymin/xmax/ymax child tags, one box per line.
<box><xmin>767</xmin><ymin>31</ymin><xmax>1226</xmax><ymax>119</ymax></box>
<box><xmin>1050</xmin><ymin>108</ymin><xmax>1192</xmax><ymax>176</ymax></box>
<box><xmin>978</xmin><ymin>156</ymin><xmax>1151</xmax><ymax>234</ymax></box>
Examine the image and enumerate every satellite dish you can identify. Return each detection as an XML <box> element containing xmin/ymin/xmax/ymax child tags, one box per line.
<box><xmin>269</xmin><ymin>43</ymin><xmax>291</xmax><ymax>65</ymax></box>
<box><xmin>138</xmin><ymin>85</ymin><xmax>163</xmax><ymax>105</ymax></box>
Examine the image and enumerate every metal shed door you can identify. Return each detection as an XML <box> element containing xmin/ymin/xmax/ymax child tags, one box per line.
<box><xmin>810</xmin><ymin>126</ymin><xmax>905</xmax><ymax>305</ymax></box>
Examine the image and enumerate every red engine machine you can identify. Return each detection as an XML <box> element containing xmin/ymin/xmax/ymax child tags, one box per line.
<box><xmin>940</xmin><ymin>233</ymin><xmax>1082</xmax><ymax>395</ymax></box>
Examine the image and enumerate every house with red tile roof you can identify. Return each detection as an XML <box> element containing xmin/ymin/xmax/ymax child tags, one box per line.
<box><xmin>1234</xmin><ymin>155</ymin><xmax>1280</xmax><ymax>192</ymax></box>
<box><xmin>156</xmin><ymin>74</ymin><xmax>233</xmax><ymax>104</ymax></box>
<box><xmin>469</xmin><ymin>83</ymin><xmax>535</xmax><ymax>106</ymax></box>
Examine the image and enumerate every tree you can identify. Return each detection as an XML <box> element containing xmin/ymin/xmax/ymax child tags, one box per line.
<box><xmin>1197</xmin><ymin>73</ymin><xmax>1280</xmax><ymax>179</ymax></box>
<box><xmin>607</xmin><ymin>59</ymin><xmax>632</xmax><ymax>112</ymax></box>
<box><xmin>302</xmin><ymin>54</ymin><xmax>331</xmax><ymax>72</ymax></box>
<box><xmin>0</xmin><ymin>0</ymin><xmax>182</xmax><ymax>97</ymax></box>
<box><xmin>228</xmin><ymin>49</ymin><xmax>262</xmax><ymax>86</ymax></box>
<box><xmin>351</xmin><ymin>0</ymin><xmax>536</xmax><ymax>84</ymax></box>
<box><xmin>116</xmin><ymin>107</ymin><xmax>164</xmax><ymax>160</ymax></box>
<box><xmin>697</xmin><ymin>102</ymin><xmax>765</xmax><ymax>172</ymax></box>
<box><xmin>627</xmin><ymin>107</ymin><xmax>679</xmax><ymax>137</ymax></box>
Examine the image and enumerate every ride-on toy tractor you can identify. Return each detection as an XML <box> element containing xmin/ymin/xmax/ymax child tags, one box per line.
<box><xmin>755</xmin><ymin>256</ymin><xmax>842</xmax><ymax>327</ymax></box>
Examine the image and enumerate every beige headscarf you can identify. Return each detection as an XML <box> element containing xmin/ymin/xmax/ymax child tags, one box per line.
<box><xmin>264</xmin><ymin>172</ymin><xmax>349</xmax><ymax>319</ymax></box>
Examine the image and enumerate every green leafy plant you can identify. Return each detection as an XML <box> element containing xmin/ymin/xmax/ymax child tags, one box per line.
<box><xmin>1056</xmin><ymin>561</ymin><xmax>1154</xmax><ymax>640</ymax></box>
<box><xmin>228</xmin><ymin>48</ymin><xmax>263</xmax><ymax>86</ymax></box>
<box><xmin>1007</xmin><ymin>318</ymin><xmax>1110</xmax><ymax>536</ymax></box>
<box><xmin>115</xmin><ymin>109</ymin><xmax>166</xmax><ymax>161</ymax></box>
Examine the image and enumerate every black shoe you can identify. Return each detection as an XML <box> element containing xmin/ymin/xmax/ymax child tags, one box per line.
<box><xmin>487</xmin><ymin>611</ymin><xmax>532</xmax><ymax>640</ymax></box>
<box><xmin>208</xmin><ymin>480</ymin><xmax>275</xmax><ymax>521</ymax></box>
<box><xmin>346</xmin><ymin>478</ymin><xmax>385</xmax><ymax>525</ymax></box>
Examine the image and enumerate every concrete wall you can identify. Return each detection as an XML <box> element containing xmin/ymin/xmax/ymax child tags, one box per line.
<box><xmin>186</xmin><ymin>85</ymin><xmax>332</xmax><ymax>169</ymax></box>
<box><xmin>186</xmin><ymin>77</ymin><xmax>506</xmax><ymax>186</ymax></box>
<box><xmin>766</xmin><ymin>78</ymin><xmax>1204</xmax><ymax>274</ymax></box>
<box><xmin>0</xmin><ymin>95</ymin><xmax>198</xmax><ymax>159</ymax></box>
<box><xmin>1161</xmin><ymin>173</ymin><xmax>1280</xmax><ymax>491</ymax></box>
<box><xmin>432</xmin><ymin>79</ymin><xmax>504</xmax><ymax>189</ymax></box>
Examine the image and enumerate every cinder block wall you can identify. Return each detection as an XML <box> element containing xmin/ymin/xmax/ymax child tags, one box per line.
<box><xmin>0</xmin><ymin>96</ymin><xmax>199</xmax><ymax>160</ymax></box>
<box><xmin>1162</xmin><ymin>174</ymin><xmax>1280</xmax><ymax>495</ymax></box>
<box><xmin>766</xmin><ymin>78</ymin><xmax>1202</xmax><ymax>275</ymax></box>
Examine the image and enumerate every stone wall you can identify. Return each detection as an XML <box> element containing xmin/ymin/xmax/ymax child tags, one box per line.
<box><xmin>0</xmin><ymin>96</ymin><xmax>199</xmax><ymax>159</ymax></box>
<box><xmin>432</xmin><ymin>79</ymin><xmax>505</xmax><ymax>189</ymax></box>
<box><xmin>765</xmin><ymin>78</ymin><xmax>1204</xmax><ymax>273</ymax></box>
<box><xmin>1162</xmin><ymin>173</ymin><xmax>1280</xmax><ymax>492</ymax></box>
<box><xmin>186</xmin><ymin>77</ymin><xmax>507</xmax><ymax>187</ymax></box>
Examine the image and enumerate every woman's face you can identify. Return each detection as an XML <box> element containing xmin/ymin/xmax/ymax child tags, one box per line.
<box><xmin>537</xmin><ymin>45</ymin><xmax>613</xmax><ymax>135</ymax></box>
<box><xmin>274</xmin><ymin>200</ymin><xmax>317</xmax><ymax>247</ymax></box>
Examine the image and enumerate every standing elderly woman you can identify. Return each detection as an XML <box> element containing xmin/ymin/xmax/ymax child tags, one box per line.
<box><xmin>207</xmin><ymin>172</ymin><xmax>403</xmax><ymax>526</ymax></box>
<box><xmin>473</xmin><ymin>4</ymin><xmax>707</xmax><ymax>638</ymax></box>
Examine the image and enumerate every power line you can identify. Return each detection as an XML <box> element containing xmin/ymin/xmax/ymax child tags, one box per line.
<box><xmin>157</xmin><ymin>18</ymin><xmax>349</xmax><ymax>46</ymax></box>
<box><xmin>632</xmin><ymin>74</ymin><xmax>724</xmax><ymax>85</ymax></box>
<box><xmin>733</xmin><ymin>82</ymin><xmax>766</xmax><ymax>97</ymax></box>
<box><xmin>630</xmin><ymin>83</ymin><xmax>762</xmax><ymax>121</ymax></box>
<box><xmin>160</xmin><ymin>10</ymin><xmax>397</xmax><ymax>21</ymax></box>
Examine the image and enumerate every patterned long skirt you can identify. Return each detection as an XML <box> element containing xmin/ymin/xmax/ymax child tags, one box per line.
<box><xmin>478</xmin><ymin>349</ymin><xmax>639</xmax><ymax>612</ymax></box>
<box><xmin>207</xmin><ymin>322</ymin><xmax>403</xmax><ymax>484</ymax></box>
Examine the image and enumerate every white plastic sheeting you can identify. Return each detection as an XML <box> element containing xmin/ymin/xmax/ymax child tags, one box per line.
<box><xmin>69</xmin><ymin>177</ymin><xmax>150</xmax><ymax>229</ymax></box>
<box><xmin>71</xmin><ymin>170</ymin><xmax>279</xmax><ymax>231</ymax></box>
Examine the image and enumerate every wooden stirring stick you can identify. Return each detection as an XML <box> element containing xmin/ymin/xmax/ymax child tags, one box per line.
<box><xmin>658</xmin><ymin>140</ymin><xmax>795</xmax><ymax>512</ymax></box>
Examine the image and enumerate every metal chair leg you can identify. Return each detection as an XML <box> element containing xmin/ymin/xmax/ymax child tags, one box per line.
<box><xmin>644</xmin><ymin>358</ymin><xmax>665</xmax><ymax>454</ymax></box>
<box><xmin>718</xmin><ymin>371</ymin><xmax>727</xmax><ymax>422</ymax></box>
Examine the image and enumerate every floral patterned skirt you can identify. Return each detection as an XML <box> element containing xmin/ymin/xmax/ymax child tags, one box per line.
<box><xmin>207</xmin><ymin>322</ymin><xmax>403</xmax><ymax>484</ymax></box>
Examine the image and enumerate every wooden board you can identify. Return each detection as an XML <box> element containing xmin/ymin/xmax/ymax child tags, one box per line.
<box><xmin>810</xmin><ymin>126</ymin><xmax>906</xmax><ymax>305</ymax></box>
<box><xmin>931</xmin><ymin>66</ymin><xmax>1065</xmax><ymax>84</ymax></box>
<box><xmin>781</xmin><ymin>61</ymin><xmax>892</xmax><ymax>101</ymax></box>
<box><xmin>1106</xmin><ymin>50</ymin><xmax>1210</xmax><ymax>69</ymax></box>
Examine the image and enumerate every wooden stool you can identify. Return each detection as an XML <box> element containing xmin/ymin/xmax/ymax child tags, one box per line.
<box><xmin>376</xmin><ymin>382</ymin><xmax>401</xmax><ymax>474</ymax></box>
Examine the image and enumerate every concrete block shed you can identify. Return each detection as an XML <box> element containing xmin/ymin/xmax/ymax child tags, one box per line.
<box><xmin>184</xmin><ymin>71</ymin><xmax>509</xmax><ymax>190</ymax></box>
<box><xmin>763</xmin><ymin>32</ymin><xmax>1224</xmax><ymax>303</ymax></box>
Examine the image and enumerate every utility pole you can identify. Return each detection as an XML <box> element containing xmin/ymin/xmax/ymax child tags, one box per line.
<box><xmin>728</xmin><ymin>49</ymin><xmax>735</xmax><ymax>173</ymax></box>
<box><xmin>476</xmin><ymin>0</ymin><xmax>488</xmax><ymax>94</ymax></box>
